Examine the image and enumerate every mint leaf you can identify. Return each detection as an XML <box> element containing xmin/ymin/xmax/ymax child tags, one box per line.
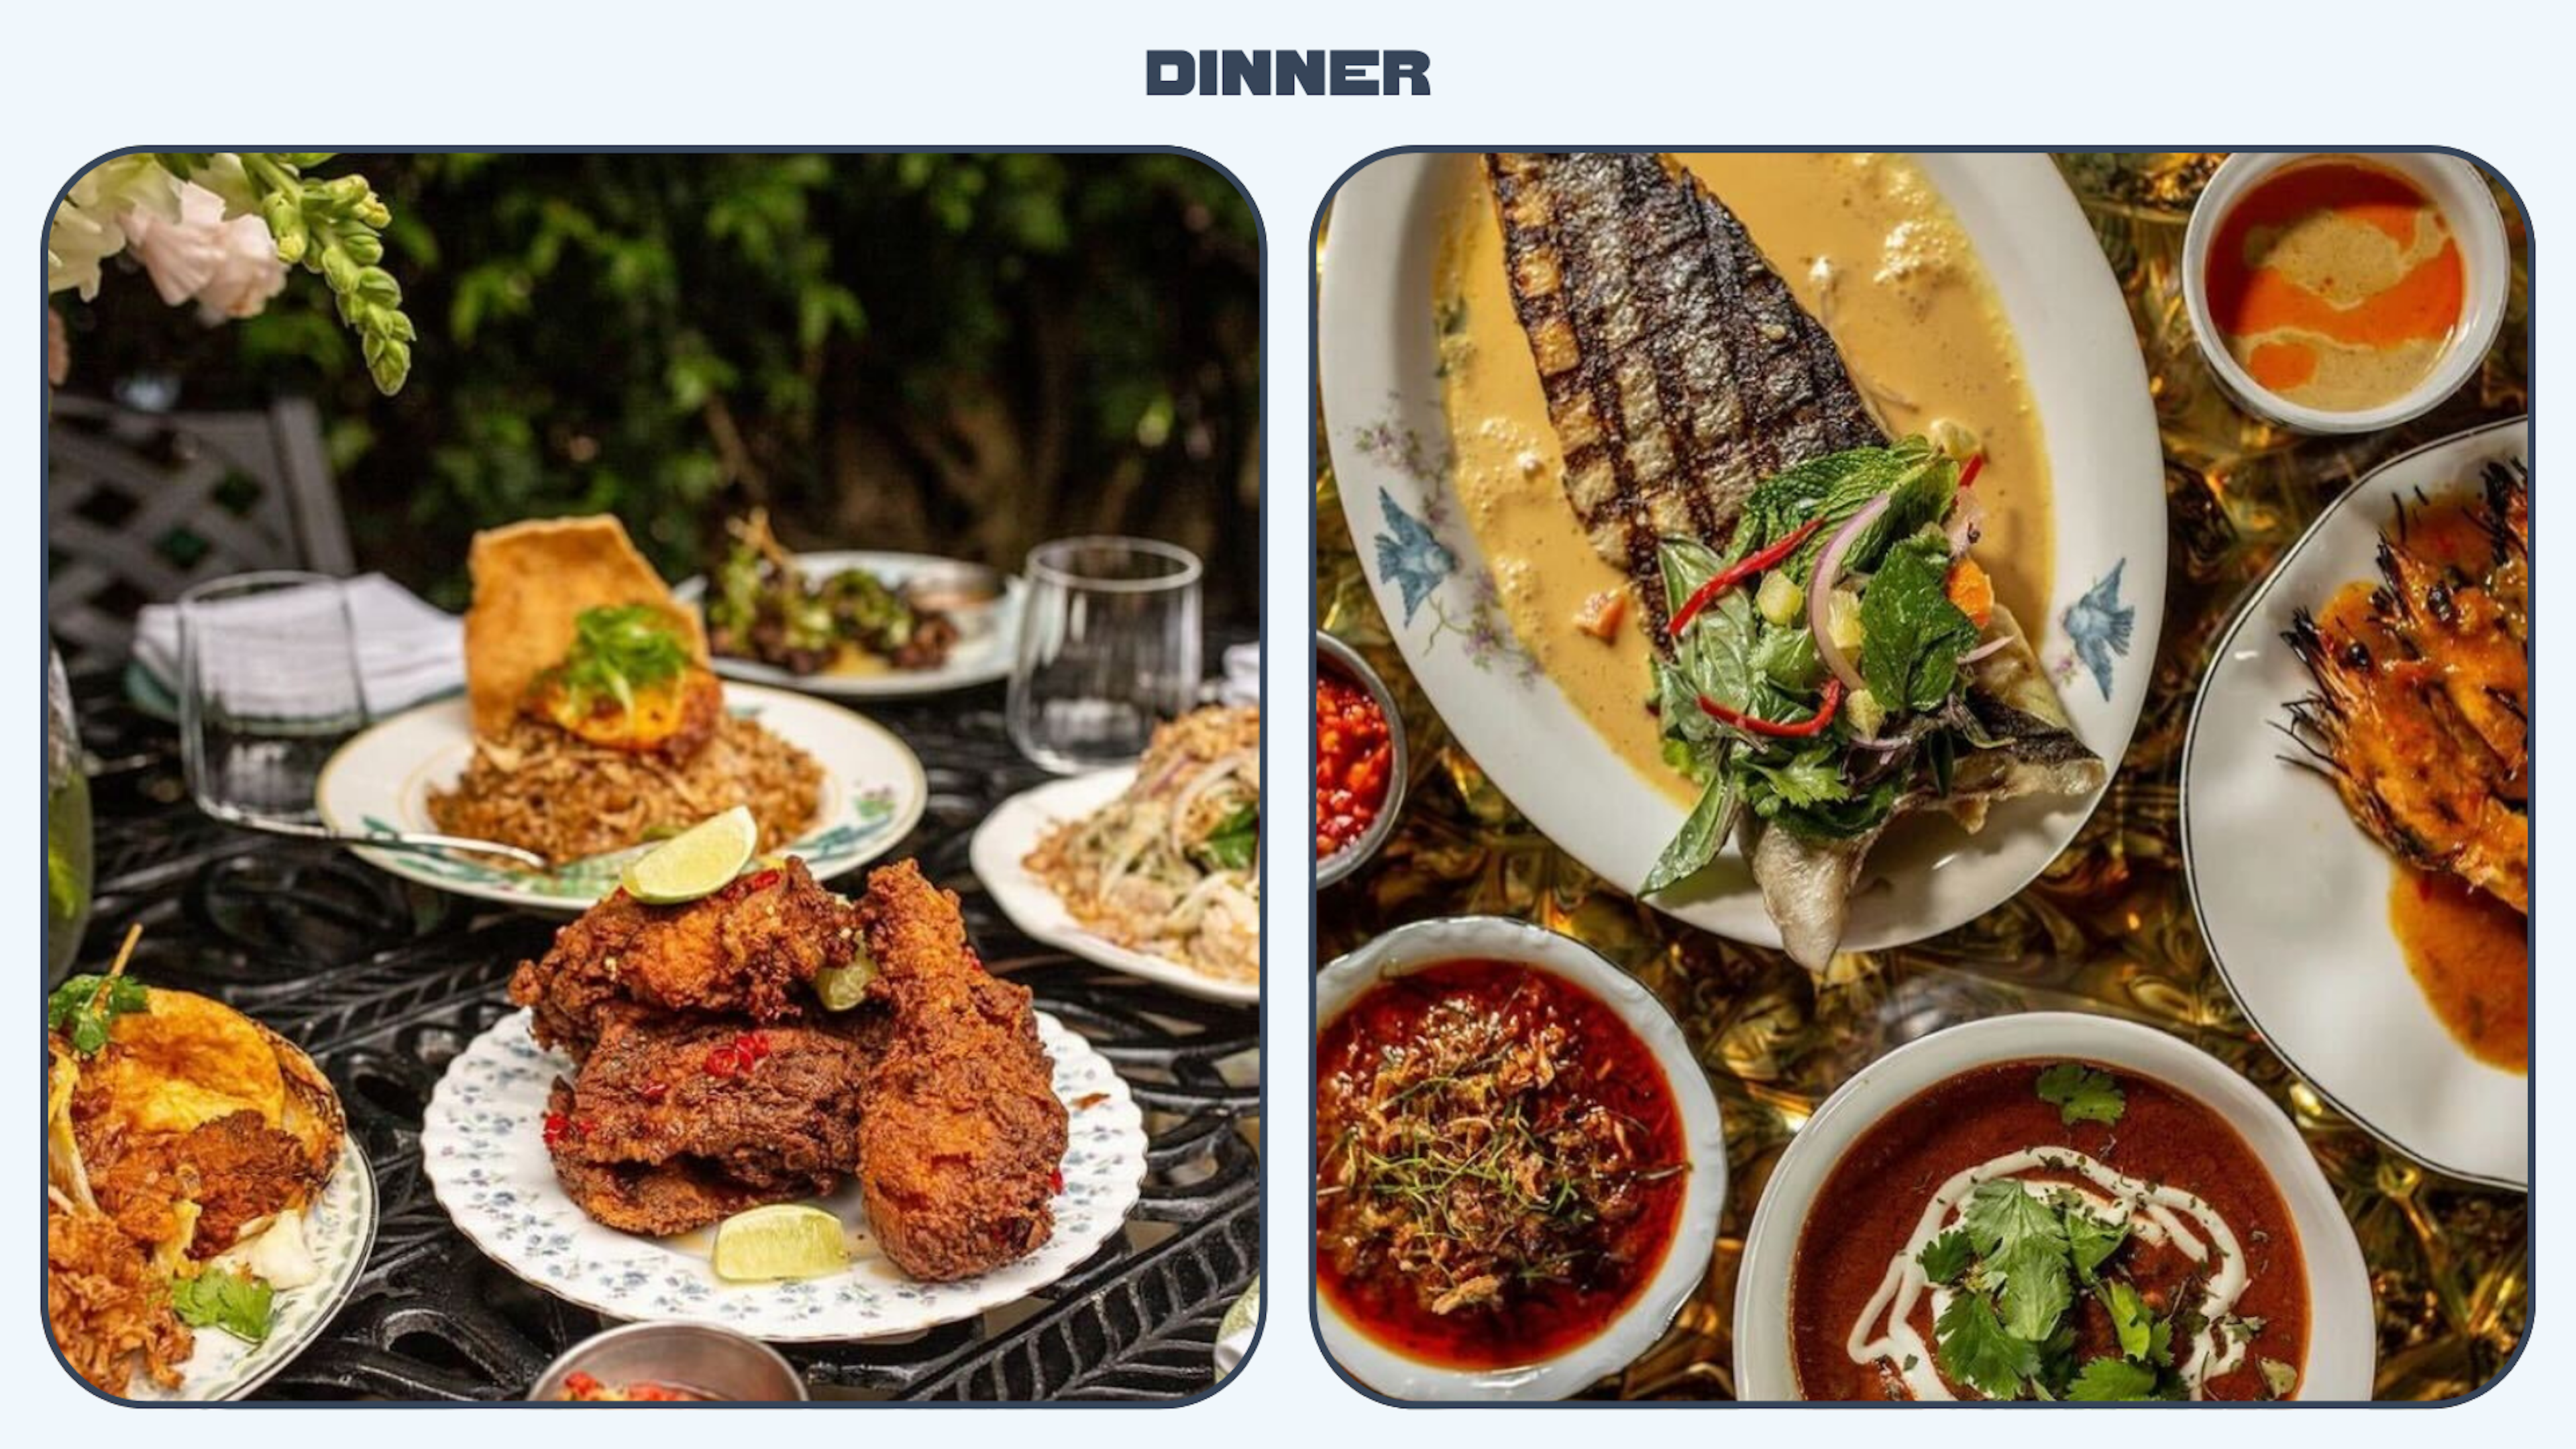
<box><xmin>2036</xmin><ymin>1063</ymin><xmax>2127</xmax><ymax>1126</ymax></box>
<box><xmin>2067</xmin><ymin>1210</ymin><xmax>2129</xmax><ymax>1283</ymax></box>
<box><xmin>168</xmin><ymin>1269</ymin><xmax>275</xmax><ymax>1344</ymax></box>
<box><xmin>2098</xmin><ymin>1279</ymin><xmax>2155</xmax><ymax>1360</ymax></box>
<box><xmin>1961</xmin><ymin>1180</ymin><xmax>2066</xmax><ymax>1259</ymax></box>
<box><xmin>1994</xmin><ymin>1237</ymin><xmax>2076</xmax><ymax>1341</ymax></box>
<box><xmin>1917</xmin><ymin>1230</ymin><xmax>1975</xmax><ymax>1285</ymax></box>
<box><xmin>1934</xmin><ymin>1291</ymin><xmax>2039</xmax><ymax>1401</ymax></box>
<box><xmin>2067</xmin><ymin>1356</ymin><xmax>2160</xmax><ymax>1401</ymax></box>
<box><xmin>1857</xmin><ymin>531</ymin><xmax>1979</xmax><ymax>712</ymax></box>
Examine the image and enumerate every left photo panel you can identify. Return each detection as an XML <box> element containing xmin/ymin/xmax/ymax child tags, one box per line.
<box><xmin>42</xmin><ymin>150</ymin><xmax>1263</xmax><ymax>1403</ymax></box>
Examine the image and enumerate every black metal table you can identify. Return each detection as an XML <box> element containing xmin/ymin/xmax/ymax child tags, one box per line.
<box><xmin>67</xmin><ymin>667</ymin><xmax>1263</xmax><ymax>1401</ymax></box>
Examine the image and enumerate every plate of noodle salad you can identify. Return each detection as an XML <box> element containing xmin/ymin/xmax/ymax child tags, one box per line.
<box><xmin>971</xmin><ymin>705</ymin><xmax>1260</xmax><ymax>1004</ymax></box>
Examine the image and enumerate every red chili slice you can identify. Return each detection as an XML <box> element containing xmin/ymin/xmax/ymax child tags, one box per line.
<box><xmin>705</xmin><ymin>1046</ymin><xmax>742</xmax><ymax>1078</ymax></box>
<box><xmin>1697</xmin><ymin>678</ymin><xmax>1846</xmax><ymax>739</ymax></box>
<box><xmin>1959</xmin><ymin>453</ymin><xmax>1986</xmax><ymax>490</ymax></box>
<box><xmin>542</xmin><ymin>1111</ymin><xmax>570</xmax><ymax>1148</ymax></box>
<box><xmin>1667</xmin><ymin>515</ymin><xmax>1831</xmax><ymax>639</ymax></box>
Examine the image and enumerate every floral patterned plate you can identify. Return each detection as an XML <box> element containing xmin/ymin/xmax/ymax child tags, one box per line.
<box><xmin>315</xmin><ymin>682</ymin><xmax>926</xmax><ymax>912</ymax></box>
<box><xmin>421</xmin><ymin>1010</ymin><xmax>1148</xmax><ymax>1342</ymax></box>
<box><xmin>1318</xmin><ymin>152</ymin><xmax>2165</xmax><ymax>957</ymax></box>
<box><xmin>119</xmin><ymin>1138</ymin><xmax>378</xmax><ymax>1402</ymax></box>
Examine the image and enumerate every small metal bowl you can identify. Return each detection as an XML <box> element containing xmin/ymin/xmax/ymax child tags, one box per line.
<box><xmin>528</xmin><ymin>1321</ymin><xmax>808</xmax><ymax>1402</ymax></box>
<box><xmin>1314</xmin><ymin>629</ymin><xmax>1407</xmax><ymax>890</ymax></box>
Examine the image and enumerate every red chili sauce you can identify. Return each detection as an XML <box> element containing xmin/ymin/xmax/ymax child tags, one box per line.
<box><xmin>1315</xmin><ymin>960</ymin><xmax>1688</xmax><ymax>1369</ymax></box>
<box><xmin>1314</xmin><ymin>672</ymin><xmax>1393</xmax><ymax>859</ymax></box>
<box><xmin>559</xmin><ymin>1372</ymin><xmax>708</xmax><ymax>1401</ymax></box>
<box><xmin>1788</xmin><ymin>1060</ymin><xmax>2308</xmax><ymax>1401</ymax></box>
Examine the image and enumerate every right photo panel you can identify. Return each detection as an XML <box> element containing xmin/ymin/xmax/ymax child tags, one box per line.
<box><xmin>1311</xmin><ymin>151</ymin><xmax>2528</xmax><ymax>1404</ymax></box>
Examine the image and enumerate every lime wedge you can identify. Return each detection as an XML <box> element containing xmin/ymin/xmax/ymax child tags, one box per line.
<box><xmin>813</xmin><ymin>955</ymin><xmax>877</xmax><ymax>1012</ymax></box>
<box><xmin>621</xmin><ymin>806</ymin><xmax>758</xmax><ymax>904</ymax></box>
<box><xmin>711</xmin><ymin>1203</ymin><xmax>850</xmax><ymax>1283</ymax></box>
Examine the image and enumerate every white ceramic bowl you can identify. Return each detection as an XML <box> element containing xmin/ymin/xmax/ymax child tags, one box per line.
<box><xmin>2182</xmin><ymin>151</ymin><xmax>2508</xmax><ymax>435</ymax></box>
<box><xmin>1731</xmin><ymin>1012</ymin><xmax>2375</xmax><ymax>1402</ymax></box>
<box><xmin>1314</xmin><ymin>916</ymin><xmax>1728</xmax><ymax>1401</ymax></box>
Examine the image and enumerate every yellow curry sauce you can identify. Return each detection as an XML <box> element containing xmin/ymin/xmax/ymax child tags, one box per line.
<box><xmin>1432</xmin><ymin>153</ymin><xmax>2054</xmax><ymax>803</ymax></box>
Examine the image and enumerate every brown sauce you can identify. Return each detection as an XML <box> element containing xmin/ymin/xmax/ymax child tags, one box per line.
<box><xmin>1315</xmin><ymin>961</ymin><xmax>1687</xmax><ymax>1369</ymax></box>
<box><xmin>1789</xmin><ymin>1059</ymin><xmax>2308</xmax><ymax>1401</ymax></box>
<box><xmin>2390</xmin><ymin>865</ymin><xmax>2528</xmax><ymax>1073</ymax></box>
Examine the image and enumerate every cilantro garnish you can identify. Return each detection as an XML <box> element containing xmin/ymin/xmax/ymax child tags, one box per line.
<box><xmin>1962</xmin><ymin>1179</ymin><xmax>2065</xmax><ymax>1258</ymax></box>
<box><xmin>2066</xmin><ymin>1208</ymin><xmax>2129</xmax><ymax>1283</ymax></box>
<box><xmin>46</xmin><ymin>972</ymin><xmax>148</xmax><ymax>1057</ymax></box>
<box><xmin>553</xmin><ymin>604</ymin><xmax>691</xmax><ymax>714</ymax></box>
<box><xmin>2098</xmin><ymin>1278</ymin><xmax>2155</xmax><ymax>1360</ymax></box>
<box><xmin>2259</xmin><ymin>1358</ymin><xmax>2300</xmax><ymax>1400</ymax></box>
<box><xmin>1934</xmin><ymin>1290</ymin><xmax>2039</xmax><ymax>1400</ymax></box>
<box><xmin>2067</xmin><ymin>1356</ymin><xmax>2161</xmax><ymax>1401</ymax></box>
<box><xmin>2036</xmin><ymin>1062</ymin><xmax>2127</xmax><ymax>1127</ymax></box>
<box><xmin>1916</xmin><ymin>1229</ymin><xmax>1974</xmax><ymax>1285</ymax></box>
<box><xmin>168</xmin><ymin>1269</ymin><xmax>276</xmax><ymax>1344</ymax></box>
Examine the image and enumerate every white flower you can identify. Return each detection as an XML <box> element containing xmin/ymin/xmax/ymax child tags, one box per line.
<box><xmin>48</xmin><ymin>156</ymin><xmax>183</xmax><ymax>300</ymax></box>
<box><xmin>122</xmin><ymin>179</ymin><xmax>288</xmax><ymax>322</ymax></box>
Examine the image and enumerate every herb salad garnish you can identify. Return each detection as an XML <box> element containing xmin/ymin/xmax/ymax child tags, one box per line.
<box><xmin>1907</xmin><ymin>1065</ymin><xmax>2283</xmax><ymax>1402</ymax></box>
<box><xmin>550</xmin><ymin>604</ymin><xmax>692</xmax><ymax>715</ymax></box>
<box><xmin>1642</xmin><ymin>437</ymin><xmax>2000</xmax><ymax>893</ymax></box>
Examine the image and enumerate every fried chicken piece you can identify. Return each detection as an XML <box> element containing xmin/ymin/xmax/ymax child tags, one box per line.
<box><xmin>549</xmin><ymin>1016</ymin><xmax>869</xmax><ymax>1193</ymax></box>
<box><xmin>541</xmin><ymin>1083</ymin><xmax>822</xmax><ymax>1236</ymax></box>
<box><xmin>47</xmin><ymin>1201</ymin><xmax>192</xmax><ymax>1395</ymax></box>
<box><xmin>853</xmin><ymin>861</ymin><xmax>1068</xmax><ymax>1281</ymax></box>
<box><xmin>509</xmin><ymin>856</ymin><xmax>863</xmax><ymax>1058</ymax></box>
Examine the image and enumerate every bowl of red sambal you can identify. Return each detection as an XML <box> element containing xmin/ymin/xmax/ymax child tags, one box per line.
<box><xmin>1732</xmin><ymin>1012</ymin><xmax>2373</xmax><ymax>1402</ymax></box>
<box><xmin>1313</xmin><ymin>630</ymin><xmax>1407</xmax><ymax>889</ymax></box>
<box><xmin>1313</xmin><ymin>916</ymin><xmax>1727</xmax><ymax>1399</ymax></box>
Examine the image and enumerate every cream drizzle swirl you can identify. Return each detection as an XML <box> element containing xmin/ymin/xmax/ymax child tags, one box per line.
<box><xmin>1845</xmin><ymin>1147</ymin><xmax>2254</xmax><ymax>1401</ymax></box>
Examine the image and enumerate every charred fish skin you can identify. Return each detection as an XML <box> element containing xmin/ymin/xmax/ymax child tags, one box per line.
<box><xmin>1483</xmin><ymin>152</ymin><xmax>1883</xmax><ymax>633</ymax></box>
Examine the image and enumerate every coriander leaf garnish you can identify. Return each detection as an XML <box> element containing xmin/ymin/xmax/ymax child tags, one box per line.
<box><xmin>554</xmin><ymin>604</ymin><xmax>691</xmax><ymax>714</ymax></box>
<box><xmin>1961</xmin><ymin>1179</ymin><xmax>2065</xmax><ymax>1259</ymax></box>
<box><xmin>47</xmin><ymin>973</ymin><xmax>148</xmax><ymax>1056</ymax></box>
<box><xmin>1916</xmin><ymin>1229</ymin><xmax>1975</xmax><ymax>1285</ymax></box>
<box><xmin>2147</xmin><ymin>1314</ymin><xmax>2177</xmax><ymax>1368</ymax></box>
<box><xmin>2067</xmin><ymin>1356</ymin><xmax>2161</xmax><ymax>1401</ymax></box>
<box><xmin>2035</xmin><ymin>1062</ymin><xmax>2127</xmax><ymax>1127</ymax></box>
<box><xmin>1994</xmin><ymin>1237</ymin><xmax>2076</xmax><ymax>1341</ymax></box>
<box><xmin>168</xmin><ymin>1268</ymin><xmax>276</xmax><ymax>1344</ymax></box>
<box><xmin>2259</xmin><ymin>1358</ymin><xmax>2300</xmax><ymax>1400</ymax></box>
<box><xmin>2098</xmin><ymin>1278</ymin><xmax>2155</xmax><ymax>1360</ymax></box>
<box><xmin>2066</xmin><ymin>1209</ymin><xmax>2129</xmax><ymax>1283</ymax></box>
<box><xmin>1934</xmin><ymin>1290</ymin><xmax>2039</xmax><ymax>1400</ymax></box>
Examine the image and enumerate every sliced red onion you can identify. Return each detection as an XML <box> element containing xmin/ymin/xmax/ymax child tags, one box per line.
<box><xmin>1945</xmin><ymin>488</ymin><xmax>1985</xmax><ymax>557</ymax></box>
<box><xmin>1960</xmin><ymin>635</ymin><xmax>2011</xmax><ymax>665</ymax></box>
<box><xmin>1848</xmin><ymin>733</ymin><xmax>1913</xmax><ymax>753</ymax></box>
<box><xmin>1807</xmin><ymin>494</ymin><xmax>1888</xmax><ymax>695</ymax></box>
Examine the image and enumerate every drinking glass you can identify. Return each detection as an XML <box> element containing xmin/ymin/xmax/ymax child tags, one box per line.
<box><xmin>1007</xmin><ymin>537</ymin><xmax>1203</xmax><ymax>773</ymax></box>
<box><xmin>179</xmin><ymin>571</ymin><xmax>368</xmax><ymax>828</ymax></box>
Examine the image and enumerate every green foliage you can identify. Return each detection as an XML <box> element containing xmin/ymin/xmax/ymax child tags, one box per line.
<box><xmin>58</xmin><ymin>154</ymin><xmax>1260</xmax><ymax>614</ymax></box>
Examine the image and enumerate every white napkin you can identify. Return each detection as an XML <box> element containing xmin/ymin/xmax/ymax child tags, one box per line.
<box><xmin>134</xmin><ymin>573</ymin><xmax>463</xmax><ymax>718</ymax></box>
<box><xmin>1219</xmin><ymin>641</ymin><xmax>1260</xmax><ymax>707</ymax></box>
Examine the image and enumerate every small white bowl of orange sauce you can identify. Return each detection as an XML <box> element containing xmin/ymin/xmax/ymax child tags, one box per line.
<box><xmin>2183</xmin><ymin>152</ymin><xmax>2506</xmax><ymax>434</ymax></box>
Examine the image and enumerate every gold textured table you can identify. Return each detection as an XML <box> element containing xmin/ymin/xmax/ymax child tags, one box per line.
<box><xmin>1313</xmin><ymin>152</ymin><xmax>2530</xmax><ymax>1402</ymax></box>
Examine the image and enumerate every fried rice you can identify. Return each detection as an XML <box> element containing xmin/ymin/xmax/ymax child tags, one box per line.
<box><xmin>427</xmin><ymin>712</ymin><xmax>823</xmax><ymax>867</ymax></box>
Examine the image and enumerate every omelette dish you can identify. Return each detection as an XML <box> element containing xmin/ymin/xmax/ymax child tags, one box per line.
<box><xmin>427</xmin><ymin>515</ymin><xmax>822</xmax><ymax>866</ymax></box>
<box><xmin>45</xmin><ymin>945</ymin><xmax>347</xmax><ymax>1397</ymax></box>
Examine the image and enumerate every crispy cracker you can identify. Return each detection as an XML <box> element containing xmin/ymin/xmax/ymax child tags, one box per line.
<box><xmin>462</xmin><ymin>517</ymin><xmax>707</xmax><ymax>737</ymax></box>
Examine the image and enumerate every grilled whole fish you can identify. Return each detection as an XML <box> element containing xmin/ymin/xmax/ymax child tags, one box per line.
<box><xmin>1483</xmin><ymin>152</ymin><xmax>1884</xmax><ymax>634</ymax></box>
